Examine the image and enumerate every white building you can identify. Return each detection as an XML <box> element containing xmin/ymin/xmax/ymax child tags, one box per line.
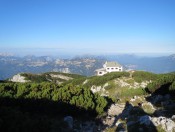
<box><xmin>96</xmin><ymin>61</ymin><xmax>123</xmax><ymax>76</ymax></box>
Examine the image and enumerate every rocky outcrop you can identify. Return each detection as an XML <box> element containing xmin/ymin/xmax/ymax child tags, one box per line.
<box><xmin>103</xmin><ymin>103</ymin><xmax>132</xmax><ymax>127</ymax></box>
<box><xmin>90</xmin><ymin>83</ymin><xmax>109</xmax><ymax>96</ymax></box>
<box><xmin>49</xmin><ymin>74</ymin><xmax>73</xmax><ymax>81</ymax></box>
<box><xmin>172</xmin><ymin>115</ymin><xmax>175</xmax><ymax>120</ymax></box>
<box><xmin>139</xmin><ymin>116</ymin><xmax>175</xmax><ymax>132</ymax></box>
<box><xmin>91</xmin><ymin>85</ymin><xmax>105</xmax><ymax>93</ymax></box>
<box><xmin>102</xmin><ymin>94</ymin><xmax>175</xmax><ymax>131</ymax></box>
<box><xmin>83</xmin><ymin>79</ymin><xmax>88</xmax><ymax>85</ymax></box>
<box><xmin>130</xmin><ymin>95</ymin><xmax>156</xmax><ymax>114</ymax></box>
<box><xmin>139</xmin><ymin>115</ymin><xmax>152</xmax><ymax>125</ymax></box>
<box><xmin>107</xmin><ymin>103</ymin><xmax>125</xmax><ymax>116</ymax></box>
<box><xmin>114</xmin><ymin>77</ymin><xmax>151</xmax><ymax>89</ymax></box>
<box><xmin>10</xmin><ymin>74</ymin><xmax>29</xmax><ymax>83</ymax></box>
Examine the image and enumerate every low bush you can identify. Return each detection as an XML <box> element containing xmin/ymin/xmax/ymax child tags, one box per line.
<box><xmin>146</xmin><ymin>74</ymin><xmax>175</xmax><ymax>93</ymax></box>
<box><xmin>132</xmin><ymin>71</ymin><xmax>158</xmax><ymax>83</ymax></box>
<box><xmin>0</xmin><ymin>82</ymin><xmax>108</xmax><ymax>115</ymax></box>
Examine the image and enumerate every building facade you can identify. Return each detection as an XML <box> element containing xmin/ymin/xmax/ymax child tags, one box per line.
<box><xmin>96</xmin><ymin>61</ymin><xmax>123</xmax><ymax>76</ymax></box>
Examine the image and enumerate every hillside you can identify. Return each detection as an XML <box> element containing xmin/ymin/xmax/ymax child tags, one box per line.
<box><xmin>64</xmin><ymin>71</ymin><xmax>158</xmax><ymax>98</ymax></box>
<box><xmin>63</xmin><ymin>71</ymin><xmax>175</xmax><ymax>131</ymax></box>
<box><xmin>0</xmin><ymin>71</ymin><xmax>175</xmax><ymax>131</ymax></box>
<box><xmin>10</xmin><ymin>72</ymin><xmax>84</xmax><ymax>84</ymax></box>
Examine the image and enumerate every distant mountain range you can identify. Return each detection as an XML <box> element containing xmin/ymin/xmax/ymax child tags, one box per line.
<box><xmin>0</xmin><ymin>53</ymin><xmax>175</xmax><ymax>80</ymax></box>
<box><xmin>0</xmin><ymin>54</ymin><xmax>106</xmax><ymax>80</ymax></box>
<box><xmin>107</xmin><ymin>54</ymin><xmax>175</xmax><ymax>73</ymax></box>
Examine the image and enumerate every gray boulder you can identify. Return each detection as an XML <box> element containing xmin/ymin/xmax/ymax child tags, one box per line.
<box><xmin>151</xmin><ymin>116</ymin><xmax>175</xmax><ymax>132</ymax></box>
<box><xmin>172</xmin><ymin>115</ymin><xmax>175</xmax><ymax>120</ymax></box>
<box><xmin>139</xmin><ymin>115</ymin><xmax>151</xmax><ymax>125</ymax></box>
<box><xmin>64</xmin><ymin>116</ymin><xmax>73</xmax><ymax>129</ymax></box>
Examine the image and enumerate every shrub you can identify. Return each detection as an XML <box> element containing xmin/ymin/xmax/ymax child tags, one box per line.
<box><xmin>146</xmin><ymin>74</ymin><xmax>175</xmax><ymax>93</ymax></box>
<box><xmin>0</xmin><ymin>82</ymin><xmax>108</xmax><ymax>115</ymax></box>
<box><xmin>132</xmin><ymin>71</ymin><xmax>157</xmax><ymax>83</ymax></box>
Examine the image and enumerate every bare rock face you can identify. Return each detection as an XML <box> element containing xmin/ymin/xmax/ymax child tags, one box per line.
<box><xmin>91</xmin><ymin>86</ymin><xmax>105</xmax><ymax>93</ymax></box>
<box><xmin>114</xmin><ymin>77</ymin><xmax>151</xmax><ymax>89</ymax></box>
<box><xmin>103</xmin><ymin>116</ymin><xmax>116</xmax><ymax>127</ymax></box>
<box><xmin>108</xmin><ymin>104</ymin><xmax>125</xmax><ymax>116</ymax></box>
<box><xmin>138</xmin><ymin>116</ymin><xmax>175</xmax><ymax>132</ymax></box>
<box><xmin>152</xmin><ymin>117</ymin><xmax>175</xmax><ymax>132</ymax></box>
<box><xmin>90</xmin><ymin>83</ymin><xmax>109</xmax><ymax>96</ymax></box>
<box><xmin>102</xmin><ymin>103</ymin><xmax>125</xmax><ymax>127</ymax></box>
<box><xmin>10</xmin><ymin>74</ymin><xmax>29</xmax><ymax>83</ymax></box>
<box><xmin>49</xmin><ymin>74</ymin><xmax>73</xmax><ymax>81</ymax></box>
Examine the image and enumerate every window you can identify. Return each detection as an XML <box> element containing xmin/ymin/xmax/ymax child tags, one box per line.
<box><xmin>115</xmin><ymin>68</ymin><xmax>118</xmax><ymax>69</ymax></box>
<box><xmin>107</xmin><ymin>68</ymin><xmax>110</xmax><ymax>70</ymax></box>
<box><xmin>99</xmin><ymin>72</ymin><xmax>102</xmax><ymax>74</ymax></box>
<box><xmin>111</xmin><ymin>68</ymin><xmax>114</xmax><ymax>70</ymax></box>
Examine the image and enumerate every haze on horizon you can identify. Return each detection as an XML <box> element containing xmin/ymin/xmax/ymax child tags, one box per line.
<box><xmin>0</xmin><ymin>0</ymin><xmax>175</xmax><ymax>57</ymax></box>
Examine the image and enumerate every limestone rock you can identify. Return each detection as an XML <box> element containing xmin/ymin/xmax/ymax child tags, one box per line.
<box><xmin>172</xmin><ymin>115</ymin><xmax>175</xmax><ymax>120</ymax></box>
<box><xmin>49</xmin><ymin>74</ymin><xmax>72</xmax><ymax>81</ymax></box>
<box><xmin>151</xmin><ymin>116</ymin><xmax>175</xmax><ymax>132</ymax></box>
<box><xmin>107</xmin><ymin>104</ymin><xmax>125</xmax><ymax>116</ymax></box>
<box><xmin>10</xmin><ymin>74</ymin><xmax>29</xmax><ymax>83</ymax></box>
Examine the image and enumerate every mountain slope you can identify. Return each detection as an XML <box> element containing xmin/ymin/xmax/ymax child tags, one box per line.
<box><xmin>1</xmin><ymin>70</ymin><xmax>175</xmax><ymax>131</ymax></box>
<box><xmin>10</xmin><ymin>72</ymin><xmax>84</xmax><ymax>83</ymax></box>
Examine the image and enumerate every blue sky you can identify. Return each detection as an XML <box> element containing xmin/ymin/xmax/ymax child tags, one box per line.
<box><xmin>0</xmin><ymin>0</ymin><xmax>175</xmax><ymax>56</ymax></box>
